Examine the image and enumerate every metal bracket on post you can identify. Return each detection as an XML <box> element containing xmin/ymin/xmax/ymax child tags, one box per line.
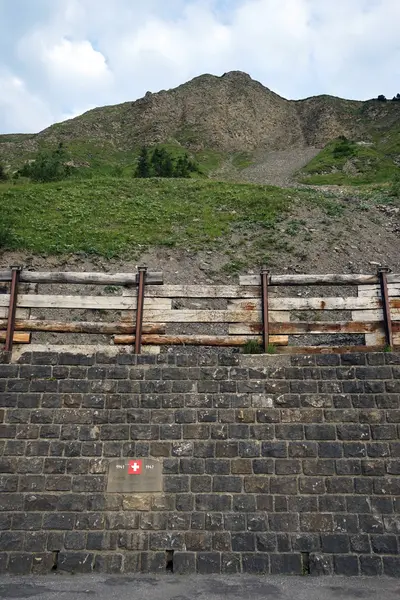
<box><xmin>5</xmin><ymin>266</ymin><xmax>22</xmax><ymax>353</ymax></box>
<box><xmin>260</xmin><ymin>266</ymin><xmax>270</xmax><ymax>353</ymax></box>
<box><xmin>378</xmin><ymin>266</ymin><xmax>393</xmax><ymax>349</ymax></box>
<box><xmin>134</xmin><ymin>267</ymin><xmax>148</xmax><ymax>355</ymax></box>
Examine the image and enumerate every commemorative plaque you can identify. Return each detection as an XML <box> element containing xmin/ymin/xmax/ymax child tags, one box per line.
<box><xmin>107</xmin><ymin>458</ymin><xmax>163</xmax><ymax>493</ymax></box>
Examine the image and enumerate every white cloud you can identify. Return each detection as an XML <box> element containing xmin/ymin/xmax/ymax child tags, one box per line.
<box><xmin>0</xmin><ymin>71</ymin><xmax>53</xmax><ymax>132</ymax></box>
<box><xmin>0</xmin><ymin>0</ymin><xmax>399</xmax><ymax>133</ymax></box>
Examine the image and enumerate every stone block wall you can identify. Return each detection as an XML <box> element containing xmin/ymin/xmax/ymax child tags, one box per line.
<box><xmin>0</xmin><ymin>349</ymin><xmax>399</xmax><ymax>576</ymax></box>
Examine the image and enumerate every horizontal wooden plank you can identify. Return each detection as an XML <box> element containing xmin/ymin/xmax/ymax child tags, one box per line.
<box><xmin>358</xmin><ymin>284</ymin><xmax>400</xmax><ymax>298</ymax></box>
<box><xmin>0</xmin><ymin>295</ymin><xmax>171</xmax><ymax>310</ymax></box>
<box><xmin>229</xmin><ymin>297</ymin><xmax>383</xmax><ymax>311</ymax></box>
<box><xmin>272</xmin><ymin>345</ymin><xmax>399</xmax><ymax>355</ymax></box>
<box><xmin>126</xmin><ymin>285</ymin><xmax>262</xmax><ymax>298</ymax></box>
<box><xmin>352</xmin><ymin>309</ymin><xmax>400</xmax><ymax>322</ymax></box>
<box><xmin>113</xmin><ymin>334</ymin><xmax>288</xmax><ymax>346</ymax></box>
<box><xmin>0</xmin><ymin>320</ymin><xmax>165</xmax><ymax>335</ymax></box>
<box><xmin>125</xmin><ymin>310</ymin><xmax>287</xmax><ymax>323</ymax></box>
<box><xmin>0</xmin><ymin>332</ymin><xmax>30</xmax><ymax>343</ymax></box>
<box><xmin>239</xmin><ymin>274</ymin><xmax>382</xmax><ymax>286</ymax></box>
<box><xmin>229</xmin><ymin>322</ymin><xmax>390</xmax><ymax>335</ymax></box>
<box><xmin>0</xmin><ymin>271</ymin><xmax>163</xmax><ymax>285</ymax></box>
<box><xmin>0</xmin><ymin>308</ymin><xmax>30</xmax><ymax>319</ymax></box>
<box><xmin>365</xmin><ymin>332</ymin><xmax>400</xmax><ymax>346</ymax></box>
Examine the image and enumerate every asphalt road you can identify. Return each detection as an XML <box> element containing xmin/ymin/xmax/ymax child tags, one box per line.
<box><xmin>0</xmin><ymin>575</ymin><xmax>398</xmax><ymax>600</ymax></box>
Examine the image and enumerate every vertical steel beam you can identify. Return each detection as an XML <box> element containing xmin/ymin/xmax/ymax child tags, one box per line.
<box><xmin>5</xmin><ymin>266</ymin><xmax>22</xmax><ymax>353</ymax></box>
<box><xmin>134</xmin><ymin>267</ymin><xmax>148</xmax><ymax>354</ymax></box>
<box><xmin>378</xmin><ymin>267</ymin><xmax>393</xmax><ymax>348</ymax></box>
<box><xmin>261</xmin><ymin>266</ymin><xmax>270</xmax><ymax>353</ymax></box>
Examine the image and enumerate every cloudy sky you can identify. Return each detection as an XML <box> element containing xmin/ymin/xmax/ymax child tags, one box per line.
<box><xmin>0</xmin><ymin>0</ymin><xmax>399</xmax><ymax>134</ymax></box>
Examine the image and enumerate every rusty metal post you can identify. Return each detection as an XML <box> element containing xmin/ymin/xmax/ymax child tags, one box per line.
<box><xmin>261</xmin><ymin>266</ymin><xmax>270</xmax><ymax>353</ymax></box>
<box><xmin>378</xmin><ymin>266</ymin><xmax>393</xmax><ymax>348</ymax></box>
<box><xmin>5</xmin><ymin>266</ymin><xmax>22</xmax><ymax>353</ymax></box>
<box><xmin>134</xmin><ymin>267</ymin><xmax>147</xmax><ymax>354</ymax></box>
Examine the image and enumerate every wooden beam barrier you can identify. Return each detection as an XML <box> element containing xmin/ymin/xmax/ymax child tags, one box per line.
<box><xmin>113</xmin><ymin>335</ymin><xmax>289</xmax><ymax>347</ymax></box>
<box><xmin>240</xmin><ymin>274</ymin><xmax>400</xmax><ymax>286</ymax></box>
<box><xmin>0</xmin><ymin>332</ymin><xmax>30</xmax><ymax>344</ymax></box>
<box><xmin>0</xmin><ymin>320</ymin><xmax>166</xmax><ymax>335</ymax></box>
<box><xmin>0</xmin><ymin>270</ymin><xmax>163</xmax><ymax>286</ymax></box>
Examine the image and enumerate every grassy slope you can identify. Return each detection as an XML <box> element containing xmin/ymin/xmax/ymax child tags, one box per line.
<box><xmin>0</xmin><ymin>177</ymin><xmax>299</xmax><ymax>258</ymax></box>
<box><xmin>299</xmin><ymin>103</ymin><xmax>400</xmax><ymax>185</ymax></box>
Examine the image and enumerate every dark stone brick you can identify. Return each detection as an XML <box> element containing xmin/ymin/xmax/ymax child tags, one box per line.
<box><xmin>205</xmin><ymin>459</ymin><xmax>229</xmax><ymax>475</ymax></box>
<box><xmin>12</xmin><ymin>513</ymin><xmax>42</xmax><ymax>531</ymax></box>
<box><xmin>261</xmin><ymin>441</ymin><xmax>287</xmax><ymax>457</ymax></box>
<box><xmin>359</xmin><ymin>514</ymin><xmax>384</xmax><ymax>534</ymax></box>
<box><xmin>360</xmin><ymin>555</ymin><xmax>383</xmax><ymax>576</ymax></box>
<box><xmin>371</xmin><ymin>425</ymin><xmax>397</xmax><ymax>440</ymax></box>
<box><xmin>289</xmin><ymin>442</ymin><xmax>317</xmax><ymax>458</ymax></box>
<box><xmin>383</xmin><ymin>556</ymin><xmax>400</xmax><ymax>577</ymax></box>
<box><xmin>337</xmin><ymin>424</ymin><xmax>370</xmax><ymax>441</ymax></box>
<box><xmin>292</xmin><ymin>533</ymin><xmax>320</xmax><ymax>552</ymax></box>
<box><xmin>185</xmin><ymin>532</ymin><xmax>212</xmax><ymax>551</ymax></box>
<box><xmin>164</xmin><ymin>476</ymin><xmax>189</xmax><ymax>493</ymax></box>
<box><xmin>0</xmin><ymin>532</ymin><xmax>24</xmax><ymax>551</ymax></box>
<box><xmin>276</xmin><ymin>424</ymin><xmax>304</xmax><ymax>440</ymax></box>
<box><xmin>196</xmin><ymin>494</ymin><xmax>231</xmax><ymax>512</ymax></box>
<box><xmin>309</xmin><ymin>553</ymin><xmax>333</xmax><ymax>576</ymax></box>
<box><xmin>289</xmin><ymin>496</ymin><xmax>318</xmax><ymax>513</ymax></box>
<box><xmin>221</xmin><ymin>552</ymin><xmax>241</xmax><ymax>574</ymax></box>
<box><xmin>270</xmin><ymin>553</ymin><xmax>302</xmax><ymax>575</ymax></box>
<box><xmin>271</xmin><ymin>477</ymin><xmax>298</xmax><ymax>495</ymax></box>
<box><xmin>238</xmin><ymin>440</ymin><xmax>260</xmax><ymax>458</ymax></box>
<box><xmin>269</xmin><ymin>513</ymin><xmax>299</xmax><ymax>532</ymax></box>
<box><xmin>173</xmin><ymin>551</ymin><xmax>196</xmax><ymax>574</ymax></box>
<box><xmin>305</xmin><ymin>425</ymin><xmax>336</xmax><ymax>440</ymax></box>
<box><xmin>65</xmin><ymin>532</ymin><xmax>86</xmax><ymax>550</ymax></box>
<box><xmin>371</xmin><ymin>534</ymin><xmax>398</xmax><ymax>554</ymax></box>
<box><xmin>253</xmin><ymin>459</ymin><xmax>273</xmax><ymax>474</ymax></box>
<box><xmin>333</xmin><ymin>555</ymin><xmax>359</xmax><ymax>576</ymax></box>
<box><xmin>241</xmin><ymin>553</ymin><xmax>268</xmax><ymax>574</ymax></box>
<box><xmin>232</xmin><ymin>532</ymin><xmax>255</xmax><ymax>552</ymax></box>
<box><xmin>213</xmin><ymin>476</ymin><xmax>241</xmax><ymax>493</ymax></box>
<box><xmin>224</xmin><ymin>514</ymin><xmax>246</xmax><ymax>531</ymax></box>
<box><xmin>350</xmin><ymin>534</ymin><xmax>370</xmax><ymax>553</ymax></box>
<box><xmin>233</xmin><ymin>495</ymin><xmax>256</xmax><ymax>513</ymax></box>
<box><xmin>58</xmin><ymin>552</ymin><xmax>94</xmax><ymax>573</ymax></box>
<box><xmin>275</xmin><ymin>459</ymin><xmax>301</xmax><ymax>475</ymax></box>
<box><xmin>300</xmin><ymin>513</ymin><xmax>333</xmax><ymax>532</ymax></box>
<box><xmin>321</xmin><ymin>534</ymin><xmax>350</xmax><ymax>553</ymax></box>
<box><xmin>7</xmin><ymin>554</ymin><xmax>32</xmax><ymax>575</ymax></box>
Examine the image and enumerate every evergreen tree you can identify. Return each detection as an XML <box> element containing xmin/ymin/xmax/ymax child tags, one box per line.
<box><xmin>0</xmin><ymin>163</ymin><xmax>8</xmax><ymax>181</ymax></box>
<box><xmin>19</xmin><ymin>143</ymin><xmax>71</xmax><ymax>182</ymax></box>
<box><xmin>135</xmin><ymin>146</ymin><xmax>151</xmax><ymax>178</ymax></box>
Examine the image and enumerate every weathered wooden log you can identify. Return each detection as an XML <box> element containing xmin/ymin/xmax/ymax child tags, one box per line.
<box><xmin>229</xmin><ymin>297</ymin><xmax>383</xmax><ymax>311</ymax></box>
<box><xmin>0</xmin><ymin>271</ymin><xmax>163</xmax><ymax>285</ymax></box>
<box><xmin>358</xmin><ymin>284</ymin><xmax>400</xmax><ymax>297</ymax></box>
<box><xmin>240</xmin><ymin>274</ymin><xmax>400</xmax><ymax>286</ymax></box>
<box><xmin>0</xmin><ymin>308</ymin><xmax>30</xmax><ymax>320</ymax></box>
<box><xmin>129</xmin><ymin>285</ymin><xmax>262</xmax><ymax>298</ymax></box>
<box><xmin>229</xmin><ymin>322</ymin><xmax>394</xmax><ymax>335</ymax></box>
<box><xmin>0</xmin><ymin>295</ymin><xmax>171</xmax><ymax>310</ymax></box>
<box><xmin>0</xmin><ymin>332</ymin><xmax>30</xmax><ymax>343</ymax></box>
<box><xmin>273</xmin><ymin>345</ymin><xmax>399</xmax><ymax>355</ymax></box>
<box><xmin>0</xmin><ymin>320</ymin><xmax>165</xmax><ymax>335</ymax></box>
<box><xmin>352</xmin><ymin>309</ymin><xmax>400</xmax><ymax>322</ymax></box>
<box><xmin>113</xmin><ymin>334</ymin><xmax>289</xmax><ymax>346</ymax></box>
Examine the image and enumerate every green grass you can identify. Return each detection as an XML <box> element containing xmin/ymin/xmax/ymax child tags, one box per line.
<box><xmin>0</xmin><ymin>177</ymin><xmax>299</xmax><ymax>257</ymax></box>
<box><xmin>299</xmin><ymin>132</ymin><xmax>400</xmax><ymax>186</ymax></box>
<box><xmin>231</xmin><ymin>151</ymin><xmax>254</xmax><ymax>170</ymax></box>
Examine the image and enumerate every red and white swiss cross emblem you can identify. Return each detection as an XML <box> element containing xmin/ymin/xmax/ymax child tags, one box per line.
<box><xmin>128</xmin><ymin>460</ymin><xmax>142</xmax><ymax>475</ymax></box>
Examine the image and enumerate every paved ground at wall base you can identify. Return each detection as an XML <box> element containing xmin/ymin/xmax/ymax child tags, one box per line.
<box><xmin>0</xmin><ymin>575</ymin><xmax>399</xmax><ymax>600</ymax></box>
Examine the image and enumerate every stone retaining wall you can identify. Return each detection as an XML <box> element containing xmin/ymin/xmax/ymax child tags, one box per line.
<box><xmin>0</xmin><ymin>350</ymin><xmax>399</xmax><ymax>576</ymax></box>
